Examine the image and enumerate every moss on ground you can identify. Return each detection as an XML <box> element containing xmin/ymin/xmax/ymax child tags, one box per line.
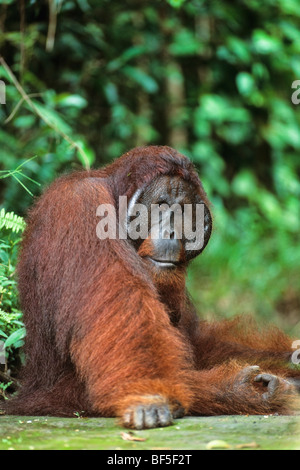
<box><xmin>0</xmin><ymin>415</ymin><xmax>299</xmax><ymax>450</ymax></box>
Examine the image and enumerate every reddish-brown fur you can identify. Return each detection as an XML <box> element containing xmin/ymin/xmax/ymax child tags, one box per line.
<box><xmin>4</xmin><ymin>146</ymin><xmax>300</xmax><ymax>422</ymax></box>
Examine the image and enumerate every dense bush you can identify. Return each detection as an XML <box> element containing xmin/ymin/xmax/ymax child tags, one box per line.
<box><xmin>0</xmin><ymin>0</ymin><xmax>300</xmax><ymax>370</ymax></box>
<box><xmin>0</xmin><ymin>209</ymin><xmax>25</xmax><ymax>375</ymax></box>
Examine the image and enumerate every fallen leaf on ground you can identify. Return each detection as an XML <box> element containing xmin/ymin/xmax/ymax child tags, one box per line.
<box><xmin>121</xmin><ymin>432</ymin><xmax>147</xmax><ymax>442</ymax></box>
<box><xmin>206</xmin><ymin>439</ymin><xmax>231</xmax><ymax>450</ymax></box>
<box><xmin>236</xmin><ymin>442</ymin><xmax>259</xmax><ymax>449</ymax></box>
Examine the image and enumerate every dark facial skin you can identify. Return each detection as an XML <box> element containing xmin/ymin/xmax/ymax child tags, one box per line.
<box><xmin>129</xmin><ymin>175</ymin><xmax>212</xmax><ymax>270</ymax></box>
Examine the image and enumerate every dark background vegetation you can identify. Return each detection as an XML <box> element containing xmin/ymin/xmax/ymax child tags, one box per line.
<box><xmin>0</xmin><ymin>0</ymin><xmax>300</xmax><ymax>376</ymax></box>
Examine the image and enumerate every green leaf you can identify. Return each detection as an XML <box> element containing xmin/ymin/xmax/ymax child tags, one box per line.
<box><xmin>77</xmin><ymin>0</ymin><xmax>91</xmax><ymax>11</ymax></box>
<box><xmin>252</xmin><ymin>30</ymin><xmax>281</xmax><ymax>54</ymax></box>
<box><xmin>228</xmin><ymin>37</ymin><xmax>251</xmax><ymax>63</ymax></box>
<box><xmin>0</xmin><ymin>329</ymin><xmax>8</xmax><ymax>339</ymax></box>
<box><xmin>258</xmin><ymin>191</ymin><xmax>282</xmax><ymax>222</ymax></box>
<box><xmin>107</xmin><ymin>46</ymin><xmax>148</xmax><ymax>72</ymax></box>
<box><xmin>32</xmin><ymin>100</ymin><xmax>72</xmax><ymax>134</ymax></box>
<box><xmin>166</xmin><ymin>0</ymin><xmax>186</xmax><ymax>7</ymax></box>
<box><xmin>232</xmin><ymin>170</ymin><xmax>257</xmax><ymax>198</ymax></box>
<box><xmin>0</xmin><ymin>209</ymin><xmax>26</xmax><ymax>234</ymax></box>
<box><xmin>4</xmin><ymin>327</ymin><xmax>26</xmax><ymax>349</ymax></box>
<box><xmin>236</xmin><ymin>72</ymin><xmax>256</xmax><ymax>97</ymax></box>
<box><xmin>75</xmin><ymin>139</ymin><xmax>96</xmax><ymax>168</ymax></box>
<box><xmin>55</xmin><ymin>94</ymin><xmax>88</xmax><ymax>109</ymax></box>
<box><xmin>14</xmin><ymin>115</ymin><xmax>36</xmax><ymax>129</ymax></box>
<box><xmin>104</xmin><ymin>83</ymin><xmax>118</xmax><ymax>105</ymax></box>
<box><xmin>123</xmin><ymin>67</ymin><xmax>158</xmax><ymax>94</ymax></box>
<box><xmin>170</xmin><ymin>29</ymin><xmax>202</xmax><ymax>56</ymax></box>
<box><xmin>206</xmin><ymin>440</ymin><xmax>231</xmax><ymax>450</ymax></box>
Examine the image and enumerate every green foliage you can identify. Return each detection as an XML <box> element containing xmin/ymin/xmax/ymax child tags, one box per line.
<box><xmin>0</xmin><ymin>156</ymin><xmax>41</xmax><ymax>198</ymax></box>
<box><xmin>0</xmin><ymin>0</ymin><xmax>300</xmax><ymax>361</ymax></box>
<box><xmin>0</xmin><ymin>209</ymin><xmax>26</xmax><ymax>233</ymax></box>
<box><xmin>0</xmin><ymin>209</ymin><xmax>26</xmax><ymax>364</ymax></box>
<box><xmin>166</xmin><ymin>0</ymin><xmax>187</xmax><ymax>9</ymax></box>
